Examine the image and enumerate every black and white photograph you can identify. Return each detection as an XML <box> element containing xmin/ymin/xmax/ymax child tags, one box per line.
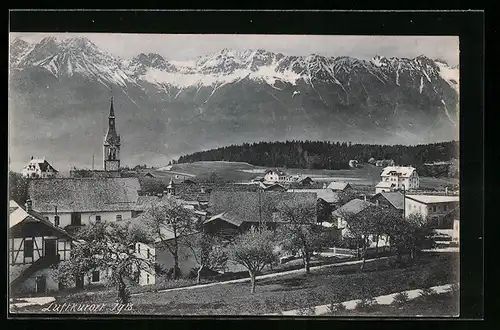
<box><xmin>8</xmin><ymin>17</ymin><xmax>467</xmax><ymax>317</ymax></box>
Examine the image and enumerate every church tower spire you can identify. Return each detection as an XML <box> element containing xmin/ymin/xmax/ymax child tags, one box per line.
<box><xmin>103</xmin><ymin>97</ymin><xmax>121</xmax><ymax>172</ymax></box>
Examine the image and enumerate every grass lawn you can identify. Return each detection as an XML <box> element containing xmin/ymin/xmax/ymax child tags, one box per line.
<box><xmin>12</xmin><ymin>252</ymin><xmax>458</xmax><ymax>316</ymax></box>
<box><xmin>325</xmin><ymin>291</ymin><xmax>459</xmax><ymax>317</ymax></box>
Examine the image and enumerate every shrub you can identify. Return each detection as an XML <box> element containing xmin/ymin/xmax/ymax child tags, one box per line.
<box><xmin>297</xmin><ymin>305</ymin><xmax>316</xmax><ymax>316</ymax></box>
<box><xmin>419</xmin><ymin>287</ymin><xmax>438</xmax><ymax>300</ymax></box>
<box><xmin>328</xmin><ymin>302</ymin><xmax>347</xmax><ymax>313</ymax></box>
<box><xmin>449</xmin><ymin>283</ymin><xmax>460</xmax><ymax>294</ymax></box>
<box><xmin>392</xmin><ymin>292</ymin><xmax>410</xmax><ymax>306</ymax></box>
<box><xmin>356</xmin><ymin>297</ymin><xmax>378</xmax><ymax>310</ymax></box>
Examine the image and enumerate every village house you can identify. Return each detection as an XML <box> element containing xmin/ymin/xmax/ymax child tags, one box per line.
<box><xmin>375</xmin><ymin>181</ymin><xmax>397</xmax><ymax>194</ymax></box>
<box><xmin>263</xmin><ymin>169</ymin><xmax>294</xmax><ymax>184</ymax></box>
<box><xmin>330</xmin><ymin>198</ymin><xmax>389</xmax><ymax>248</ymax></box>
<box><xmin>349</xmin><ymin>160</ymin><xmax>359</xmax><ymax>168</ymax></box>
<box><xmin>27</xmin><ymin>177</ymin><xmax>142</xmax><ymax>233</ymax></box>
<box><xmin>370</xmin><ymin>192</ymin><xmax>405</xmax><ymax>215</ymax></box>
<box><xmin>205</xmin><ymin>191</ymin><xmax>318</xmax><ymax>240</ymax></box>
<box><xmin>326</xmin><ymin>181</ymin><xmax>352</xmax><ymax>192</ymax></box>
<box><xmin>379</xmin><ymin>166</ymin><xmax>420</xmax><ymax>191</ymax></box>
<box><xmin>375</xmin><ymin>159</ymin><xmax>395</xmax><ymax>167</ymax></box>
<box><xmin>9</xmin><ymin>200</ymin><xmax>73</xmax><ymax>294</ymax></box>
<box><xmin>404</xmin><ymin>194</ymin><xmax>460</xmax><ymax>228</ymax></box>
<box><xmin>21</xmin><ymin>157</ymin><xmax>58</xmax><ymax>179</ymax></box>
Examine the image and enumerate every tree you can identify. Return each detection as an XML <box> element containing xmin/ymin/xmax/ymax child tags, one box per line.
<box><xmin>183</xmin><ymin>232</ymin><xmax>228</xmax><ymax>284</ymax></box>
<box><xmin>391</xmin><ymin>213</ymin><xmax>437</xmax><ymax>260</ymax></box>
<box><xmin>9</xmin><ymin>171</ymin><xmax>28</xmax><ymax>205</ymax></box>
<box><xmin>338</xmin><ymin>189</ymin><xmax>357</xmax><ymax>205</ymax></box>
<box><xmin>226</xmin><ymin>227</ymin><xmax>277</xmax><ymax>293</ymax></box>
<box><xmin>145</xmin><ymin>197</ymin><xmax>195</xmax><ymax>280</ymax></box>
<box><xmin>339</xmin><ymin>207</ymin><xmax>376</xmax><ymax>271</ymax></box>
<box><xmin>276</xmin><ymin>200</ymin><xmax>331</xmax><ymax>274</ymax></box>
<box><xmin>54</xmin><ymin>220</ymin><xmax>155</xmax><ymax>304</ymax></box>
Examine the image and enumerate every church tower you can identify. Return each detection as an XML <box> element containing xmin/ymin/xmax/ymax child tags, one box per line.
<box><xmin>103</xmin><ymin>97</ymin><xmax>121</xmax><ymax>171</ymax></box>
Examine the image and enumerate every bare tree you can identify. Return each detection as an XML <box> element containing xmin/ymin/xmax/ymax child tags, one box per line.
<box><xmin>54</xmin><ymin>221</ymin><xmax>155</xmax><ymax>304</ymax></box>
<box><xmin>145</xmin><ymin>197</ymin><xmax>195</xmax><ymax>280</ymax></box>
<box><xmin>183</xmin><ymin>232</ymin><xmax>228</xmax><ymax>284</ymax></box>
<box><xmin>339</xmin><ymin>207</ymin><xmax>376</xmax><ymax>271</ymax></box>
<box><xmin>276</xmin><ymin>200</ymin><xmax>331</xmax><ymax>274</ymax></box>
<box><xmin>226</xmin><ymin>227</ymin><xmax>277</xmax><ymax>293</ymax></box>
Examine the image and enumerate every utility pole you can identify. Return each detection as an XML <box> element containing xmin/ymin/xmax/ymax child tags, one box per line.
<box><xmin>258</xmin><ymin>189</ymin><xmax>262</xmax><ymax>230</ymax></box>
<box><xmin>402</xmin><ymin>184</ymin><xmax>406</xmax><ymax>219</ymax></box>
<box><xmin>92</xmin><ymin>154</ymin><xmax>95</xmax><ymax>171</ymax></box>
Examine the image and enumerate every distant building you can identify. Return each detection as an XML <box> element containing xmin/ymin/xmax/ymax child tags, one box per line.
<box><xmin>375</xmin><ymin>181</ymin><xmax>396</xmax><ymax>194</ymax></box>
<box><xmin>287</xmin><ymin>188</ymin><xmax>339</xmax><ymax>205</ymax></box>
<box><xmin>404</xmin><ymin>194</ymin><xmax>459</xmax><ymax>228</ymax></box>
<box><xmin>27</xmin><ymin>177</ymin><xmax>142</xmax><ymax>234</ymax></box>
<box><xmin>326</xmin><ymin>182</ymin><xmax>352</xmax><ymax>192</ymax></box>
<box><xmin>22</xmin><ymin>157</ymin><xmax>58</xmax><ymax>179</ymax></box>
<box><xmin>263</xmin><ymin>169</ymin><xmax>293</xmax><ymax>184</ymax></box>
<box><xmin>349</xmin><ymin>160</ymin><xmax>359</xmax><ymax>168</ymax></box>
<box><xmin>379</xmin><ymin>166</ymin><xmax>419</xmax><ymax>191</ymax></box>
<box><xmin>376</xmin><ymin>159</ymin><xmax>395</xmax><ymax>167</ymax></box>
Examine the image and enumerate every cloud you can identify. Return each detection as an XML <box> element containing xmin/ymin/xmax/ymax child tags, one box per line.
<box><xmin>10</xmin><ymin>33</ymin><xmax>459</xmax><ymax>66</ymax></box>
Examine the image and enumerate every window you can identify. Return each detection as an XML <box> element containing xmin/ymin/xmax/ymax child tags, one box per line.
<box><xmin>444</xmin><ymin>205</ymin><xmax>448</xmax><ymax>212</ymax></box>
<box><xmin>432</xmin><ymin>206</ymin><xmax>436</xmax><ymax>212</ymax></box>
<box><xmin>146</xmin><ymin>274</ymin><xmax>150</xmax><ymax>285</ymax></box>
<box><xmin>147</xmin><ymin>249</ymin><xmax>150</xmax><ymax>259</ymax></box>
<box><xmin>24</xmin><ymin>239</ymin><xmax>33</xmax><ymax>258</ymax></box>
<box><xmin>137</xmin><ymin>244</ymin><xmax>141</xmax><ymax>254</ymax></box>
<box><xmin>116</xmin><ymin>215</ymin><xmax>122</xmax><ymax>221</ymax></box>
<box><xmin>44</xmin><ymin>216</ymin><xmax>49</xmax><ymax>221</ymax></box>
<box><xmin>54</xmin><ymin>216</ymin><xmax>60</xmax><ymax>227</ymax></box>
<box><xmin>71</xmin><ymin>213</ymin><xmax>82</xmax><ymax>226</ymax></box>
<box><xmin>92</xmin><ymin>270</ymin><xmax>100</xmax><ymax>282</ymax></box>
<box><xmin>95</xmin><ymin>215</ymin><xmax>101</xmax><ymax>223</ymax></box>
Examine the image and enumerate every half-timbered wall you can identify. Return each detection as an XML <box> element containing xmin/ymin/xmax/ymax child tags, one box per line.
<box><xmin>9</xmin><ymin>236</ymin><xmax>71</xmax><ymax>265</ymax></box>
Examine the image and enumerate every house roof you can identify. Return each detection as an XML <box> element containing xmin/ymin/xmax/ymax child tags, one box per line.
<box><xmin>208</xmin><ymin>191</ymin><xmax>317</xmax><ymax>224</ymax></box>
<box><xmin>373</xmin><ymin>192</ymin><xmax>404</xmax><ymax>210</ymax></box>
<box><xmin>332</xmin><ymin>199</ymin><xmax>374</xmax><ymax>217</ymax></box>
<box><xmin>9</xmin><ymin>200</ymin><xmax>73</xmax><ymax>239</ymax></box>
<box><xmin>287</xmin><ymin>189</ymin><xmax>339</xmax><ymax>204</ymax></box>
<box><xmin>24</xmin><ymin>159</ymin><xmax>58</xmax><ymax>173</ymax></box>
<box><xmin>375</xmin><ymin>181</ymin><xmax>396</xmax><ymax>188</ymax></box>
<box><xmin>265</xmin><ymin>168</ymin><xmax>286</xmax><ymax>176</ymax></box>
<box><xmin>205</xmin><ymin>212</ymin><xmax>245</xmax><ymax>227</ymax></box>
<box><xmin>28</xmin><ymin>177</ymin><xmax>141</xmax><ymax>213</ymax></box>
<box><xmin>381</xmin><ymin>166</ymin><xmax>416</xmax><ymax>178</ymax></box>
<box><xmin>405</xmin><ymin>195</ymin><xmax>460</xmax><ymax>204</ymax></box>
<box><xmin>327</xmin><ymin>182</ymin><xmax>350</xmax><ymax>191</ymax></box>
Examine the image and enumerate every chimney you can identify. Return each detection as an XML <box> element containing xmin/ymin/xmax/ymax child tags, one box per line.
<box><xmin>25</xmin><ymin>199</ymin><xmax>33</xmax><ymax>212</ymax></box>
<box><xmin>322</xmin><ymin>183</ymin><xmax>327</xmax><ymax>189</ymax></box>
<box><xmin>364</xmin><ymin>195</ymin><xmax>367</xmax><ymax>202</ymax></box>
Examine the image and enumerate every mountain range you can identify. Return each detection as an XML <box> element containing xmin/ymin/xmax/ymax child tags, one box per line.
<box><xmin>8</xmin><ymin>36</ymin><xmax>459</xmax><ymax>171</ymax></box>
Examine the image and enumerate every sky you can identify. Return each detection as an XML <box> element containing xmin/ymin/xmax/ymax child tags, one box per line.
<box><xmin>11</xmin><ymin>33</ymin><xmax>460</xmax><ymax>66</ymax></box>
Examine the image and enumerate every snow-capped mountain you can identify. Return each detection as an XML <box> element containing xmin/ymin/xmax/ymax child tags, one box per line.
<box><xmin>9</xmin><ymin>36</ymin><xmax>459</xmax><ymax>170</ymax></box>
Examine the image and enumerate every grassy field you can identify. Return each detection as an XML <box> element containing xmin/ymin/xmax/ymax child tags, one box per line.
<box><xmin>326</xmin><ymin>290</ymin><xmax>459</xmax><ymax>317</ymax></box>
<box><xmin>164</xmin><ymin>161</ymin><xmax>457</xmax><ymax>190</ymax></box>
<box><xmin>12</xmin><ymin>252</ymin><xmax>458</xmax><ymax>316</ymax></box>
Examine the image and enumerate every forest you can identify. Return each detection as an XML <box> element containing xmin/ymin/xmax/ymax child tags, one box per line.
<box><xmin>177</xmin><ymin>140</ymin><xmax>459</xmax><ymax>171</ymax></box>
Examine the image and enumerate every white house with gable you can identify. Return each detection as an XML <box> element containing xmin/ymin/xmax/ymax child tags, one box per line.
<box><xmin>22</xmin><ymin>157</ymin><xmax>58</xmax><ymax>178</ymax></box>
<box><xmin>379</xmin><ymin>166</ymin><xmax>419</xmax><ymax>191</ymax></box>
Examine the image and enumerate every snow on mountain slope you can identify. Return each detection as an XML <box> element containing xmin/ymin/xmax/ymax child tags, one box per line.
<box><xmin>14</xmin><ymin>37</ymin><xmax>137</xmax><ymax>88</ymax></box>
<box><xmin>10</xmin><ymin>36</ymin><xmax>460</xmax><ymax>97</ymax></box>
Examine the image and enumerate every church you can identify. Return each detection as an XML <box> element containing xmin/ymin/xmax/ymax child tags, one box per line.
<box><xmin>69</xmin><ymin>97</ymin><xmax>123</xmax><ymax>178</ymax></box>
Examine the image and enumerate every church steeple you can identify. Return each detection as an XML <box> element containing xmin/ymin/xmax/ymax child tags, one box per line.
<box><xmin>103</xmin><ymin>97</ymin><xmax>121</xmax><ymax>171</ymax></box>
